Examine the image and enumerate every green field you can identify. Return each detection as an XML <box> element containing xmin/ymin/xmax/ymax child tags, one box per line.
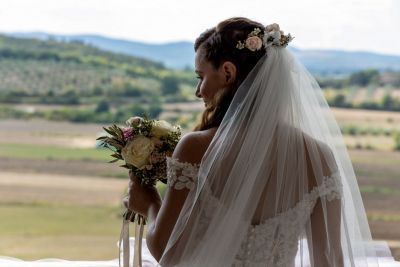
<box><xmin>0</xmin><ymin>143</ymin><xmax>110</xmax><ymax>161</ymax></box>
<box><xmin>0</xmin><ymin>202</ymin><xmax>123</xmax><ymax>260</ymax></box>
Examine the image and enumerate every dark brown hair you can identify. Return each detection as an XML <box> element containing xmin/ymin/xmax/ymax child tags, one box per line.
<box><xmin>193</xmin><ymin>17</ymin><xmax>266</xmax><ymax>131</ymax></box>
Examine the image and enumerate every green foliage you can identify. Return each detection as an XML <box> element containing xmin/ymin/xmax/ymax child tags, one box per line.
<box><xmin>0</xmin><ymin>143</ymin><xmax>111</xmax><ymax>161</ymax></box>
<box><xmin>348</xmin><ymin>69</ymin><xmax>380</xmax><ymax>86</ymax></box>
<box><xmin>0</xmin><ymin>35</ymin><xmax>164</xmax><ymax>70</ymax></box>
<box><xmin>341</xmin><ymin>125</ymin><xmax>360</xmax><ymax>136</ymax></box>
<box><xmin>95</xmin><ymin>100</ymin><xmax>110</xmax><ymax>113</ymax></box>
<box><xmin>317</xmin><ymin>77</ymin><xmax>347</xmax><ymax>89</ymax></box>
<box><xmin>394</xmin><ymin>132</ymin><xmax>400</xmax><ymax>151</ymax></box>
<box><xmin>330</xmin><ymin>93</ymin><xmax>351</xmax><ymax>108</ymax></box>
<box><xmin>357</xmin><ymin>101</ymin><xmax>380</xmax><ymax>110</ymax></box>
<box><xmin>317</xmin><ymin>69</ymin><xmax>381</xmax><ymax>90</ymax></box>
<box><xmin>0</xmin><ymin>105</ymin><xmax>30</xmax><ymax>119</ymax></box>
<box><xmin>0</xmin><ymin>34</ymin><xmax>197</xmax><ymax>112</ymax></box>
<box><xmin>149</xmin><ymin>104</ymin><xmax>163</xmax><ymax>118</ymax></box>
<box><xmin>161</xmin><ymin>76</ymin><xmax>180</xmax><ymax>95</ymax></box>
<box><xmin>381</xmin><ymin>94</ymin><xmax>400</xmax><ymax>111</ymax></box>
<box><xmin>340</xmin><ymin>125</ymin><xmax>398</xmax><ymax>138</ymax></box>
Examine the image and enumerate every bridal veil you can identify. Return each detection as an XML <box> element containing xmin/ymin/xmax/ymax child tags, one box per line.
<box><xmin>159</xmin><ymin>45</ymin><xmax>396</xmax><ymax>266</ymax></box>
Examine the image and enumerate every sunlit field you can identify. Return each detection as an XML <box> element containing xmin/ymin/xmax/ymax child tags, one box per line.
<box><xmin>0</xmin><ymin>106</ymin><xmax>400</xmax><ymax>260</ymax></box>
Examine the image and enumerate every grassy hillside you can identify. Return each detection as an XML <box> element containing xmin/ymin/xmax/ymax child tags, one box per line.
<box><xmin>0</xmin><ymin>35</ymin><xmax>199</xmax><ymax>123</ymax></box>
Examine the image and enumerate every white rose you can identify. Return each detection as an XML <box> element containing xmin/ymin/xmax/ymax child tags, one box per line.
<box><xmin>272</xmin><ymin>31</ymin><xmax>282</xmax><ymax>45</ymax></box>
<box><xmin>245</xmin><ymin>36</ymin><xmax>263</xmax><ymax>51</ymax></box>
<box><xmin>121</xmin><ymin>136</ymin><xmax>154</xmax><ymax>169</ymax></box>
<box><xmin>266</xmin><ymin>23</ymin><xmax>280</xmax><ymax>32</ymax></box>
<box><xmin>151</xmin><ymin>120</ymin><xmax>175</xmax><ymax>138</ymax></box>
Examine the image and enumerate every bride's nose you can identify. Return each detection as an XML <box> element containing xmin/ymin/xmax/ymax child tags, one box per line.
<box><xmin>195</xmin><ymin>86</ymin><xmax>202</xmax><ymax>98</ymax></box>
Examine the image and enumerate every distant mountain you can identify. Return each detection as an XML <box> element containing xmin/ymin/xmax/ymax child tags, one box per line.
<box><xmin>289</xmin><ymin>48</ymin><xmax>400</xmax><ymax>75</ymax></box>
<box><xmin>8</xmin><ymin>32</ymin><xmax>400</xmax><ymax>74</ymax></box>
<box><xmin>9</xmin><ymin>32</ymin><xmax>194</xmax><ymax>70</ymax></box>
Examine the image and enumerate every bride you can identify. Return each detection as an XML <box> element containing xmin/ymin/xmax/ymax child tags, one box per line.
<box><xmin>1</xmin><ymin>17</ymin><xmax>399</xmax><ymax>267</ymax></box>
<box><xmin>125</xmin><ymin>17</ymin><xmax>399</xmax><ymax>266</ymax></box>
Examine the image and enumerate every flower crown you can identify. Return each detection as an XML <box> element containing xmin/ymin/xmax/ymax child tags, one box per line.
<box><xmin>236</xmin><ymin>23</ymin><xmax>294</xmax><ymax>51</ymax></box>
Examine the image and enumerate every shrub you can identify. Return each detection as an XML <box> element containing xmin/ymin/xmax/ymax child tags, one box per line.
<box><xmin>394</xmin><ymin>132</ymin><xmax>400</xmax><ymax>151</ymax></box>
<box><xmin>161</xmin><ymin>76</ymin><xmax>180</xmax><ymax>95</ymax></box>
<box><xmin>95</xmin><ymin>100</ymin><xmax>110</xmax><ymax>113</ymax></box>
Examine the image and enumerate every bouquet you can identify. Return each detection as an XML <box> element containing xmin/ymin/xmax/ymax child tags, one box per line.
<box><xmin>96</xmin><ymin>115</ymin><xmax>181</xmax><ymax>267</ymax></box>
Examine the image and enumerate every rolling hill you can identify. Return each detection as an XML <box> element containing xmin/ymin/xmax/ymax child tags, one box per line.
<box><xmin>9</xmin><ymin>32</ymin><xmax>400</xmax><ymax>74</ymax></box>
<box><xmin>0</xmin><ymin>34</ymin><xmax>194</xmax><ymax>96</ymax></box>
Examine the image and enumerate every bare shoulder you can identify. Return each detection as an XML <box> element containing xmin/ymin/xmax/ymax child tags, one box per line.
<box><xmin>302</xmin><ymin>132</ymin><xmax>338</xmax><ymax>176</ymax></box>
<box><xmin>172</xmin><ymin>128</ymin><xmax>217</xmax><ymax>165</ymax></box>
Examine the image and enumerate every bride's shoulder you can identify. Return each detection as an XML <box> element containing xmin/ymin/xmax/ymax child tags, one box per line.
<box><xmin>302</xmin><ymin>131</ymin><xmax>338</xmax><ymax>177</ymax></box>
<box><xmin>172</xmin><ymin>128</ymin><xmax>216</xmax><ymax>165</ymax></box>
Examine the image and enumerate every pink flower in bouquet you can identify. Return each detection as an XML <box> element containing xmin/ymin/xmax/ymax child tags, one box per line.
<box><xmin>122</xmin><ymin>127</ymin><xmax>134</xmax><ymax>141</ymax></box>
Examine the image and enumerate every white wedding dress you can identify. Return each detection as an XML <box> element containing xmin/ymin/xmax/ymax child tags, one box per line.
<box><xmin>165</xmin><ymin>158</ymin><xmax>400</xmax><ymax>267</ymax></box>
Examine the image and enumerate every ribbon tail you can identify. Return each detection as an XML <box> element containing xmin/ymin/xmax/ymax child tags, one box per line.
<box><xmin>133</xmin><ymin>218</ymin><xmax>145</xmax><ymax>267</ymax></box>
<box><xmin>120</xmin><ymin>217</ymin><xmax>130</xmax><ymax>267</ymax></box>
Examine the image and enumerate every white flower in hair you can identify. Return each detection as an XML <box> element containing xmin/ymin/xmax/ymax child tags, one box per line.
<box><xmin>271</xmin><ymin>31</ymin><xmax>282</xmax><ymax>45</ymax></box>
<box><xmin>265</xmin><ymin>23</ymin><xmax>280</xmax><ymax>32</ymax></box>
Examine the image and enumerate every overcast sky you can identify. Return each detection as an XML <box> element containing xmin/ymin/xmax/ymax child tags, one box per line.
<box><xmin>0</xmin><ymin>0</ymin><xmax>399</xmax><ymax>55</ymax></box>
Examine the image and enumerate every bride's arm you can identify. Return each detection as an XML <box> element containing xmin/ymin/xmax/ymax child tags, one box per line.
<box><xmin>305</xmin><ymin>142</ymin><xmax>344</xmax><ymax>267</ymax></box>
<box><xmin>127</xmin><ymin>132</ymin><xmax>203</xmax><ymax>261</ymax></box>
<box><xmin>308</xmin><ymin>194</ymin><xmax>344</xmax><ymax>266</ymax></box>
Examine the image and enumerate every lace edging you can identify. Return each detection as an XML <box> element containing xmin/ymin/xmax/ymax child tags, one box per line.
<box><xmin>249</xmin><ymin>170</ymin><xmax>343</xmax><ymax>229</ymax></box>
<box><xmin>166</xmin><ymin>157</ymin><xmax>200</xmax><ymax>191</ymax></box>
<box><xmin>316</xmin><ymin>170</ymin><xmax>343</xmax><ymax>201</ymax></box>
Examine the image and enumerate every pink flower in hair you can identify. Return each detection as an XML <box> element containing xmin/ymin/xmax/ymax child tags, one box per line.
<box><xmin>245</xmin><ymin>36</ymin><xmax>263</xmax><ymax>51</ymax></box>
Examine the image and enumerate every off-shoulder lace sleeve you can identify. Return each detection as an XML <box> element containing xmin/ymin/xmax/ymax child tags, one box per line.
<box><xmin>166</xmin><ymin>157</ymin><xmax>200</xmax><ymax>190</ymax></box>
<box><xmin>316</xmin><ymin>170</ymin><xmax>343</xmax><ymax>201</ymax></box>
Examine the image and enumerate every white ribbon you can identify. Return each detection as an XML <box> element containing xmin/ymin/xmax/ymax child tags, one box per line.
<box><xmin>119</xmin><ymin>213</ymin><xmax>144</xmax><ymax>267</ymax></box>
<box><xmin>133</xmin><ymin>221</ymin><xmax>144</xmax><ymax>267</ymax></box>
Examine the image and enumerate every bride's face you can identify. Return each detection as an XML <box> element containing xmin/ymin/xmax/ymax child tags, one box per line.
<box><xmin>194</xmin><ymin>49</ymin><xmax>228</xmax><ymax>107</ymax></box>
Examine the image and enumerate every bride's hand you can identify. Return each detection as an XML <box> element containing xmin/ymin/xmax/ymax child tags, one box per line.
<box><xmin>125</xmin><ymin>170</ymin><xmax>162</xmax><ymax>217</ymax></box>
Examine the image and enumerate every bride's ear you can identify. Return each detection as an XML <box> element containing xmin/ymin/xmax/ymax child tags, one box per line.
<box><xmin>221</xmin><ymin>61</ymin><xmax>237</xmax><ymax>85</ymax></box>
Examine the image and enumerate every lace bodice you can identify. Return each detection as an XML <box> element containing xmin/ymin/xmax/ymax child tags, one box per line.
<box><xmin>166</xmin><ymin>157</ymin><xmax>343</xmax><ymax>267</ymax></box>
<box><xmin>232</xmin><ymin>171</ymin><xmax>342</xmax><ymax>267</ymax></box>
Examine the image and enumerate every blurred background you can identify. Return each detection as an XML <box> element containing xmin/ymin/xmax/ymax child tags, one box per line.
<box><xmin>0</xmin><ymin>0</ymin><xmax>399</xmax><ymax>261</ymax></box>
